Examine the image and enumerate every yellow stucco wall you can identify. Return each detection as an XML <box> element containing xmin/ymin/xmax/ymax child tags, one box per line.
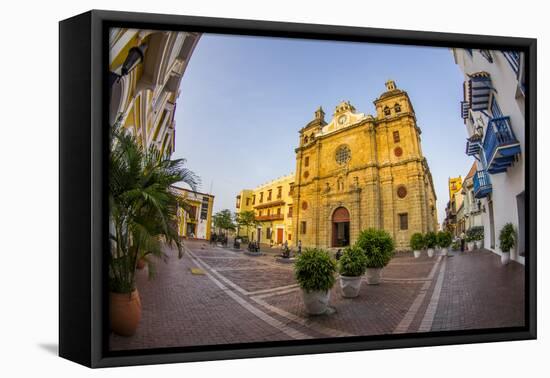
<box><xmin>236</xmin><ymin>174</ymin><xmax>295</xmax><ymax>246</ymax></box>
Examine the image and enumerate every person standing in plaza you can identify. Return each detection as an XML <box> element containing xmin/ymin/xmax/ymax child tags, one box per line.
<box><xmin>297</xmin><ymin>240</ymin><xmax>302</xmax><ymax>255</ymax></box>
<box><xmin>460</xmin><ymin>231</ymin><xmax>465</xmax><ymax>252</ymax></box>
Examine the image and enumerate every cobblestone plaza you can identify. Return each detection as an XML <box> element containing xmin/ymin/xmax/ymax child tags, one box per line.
<box><xmin>110</xmin><ymin>241</ymin><xmax>524</xmax><ymax>351</ymax></box>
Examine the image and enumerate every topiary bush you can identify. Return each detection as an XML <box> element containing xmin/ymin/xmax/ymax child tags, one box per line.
<box><xmin>424</xmin><ymin>231</ymin><xmax>437</xmax><ymax>249</ymax></box>
<box><xmin>355</xmin><ymin>228</ymin><xmax>395</xmax><ymax>269</ymax></box>
<box><xmin>437</xmin><ymin>231</ymin><xmax>452</xmax><ymax>248</ymax></box>
<box><xmin>499</xmin><ymin>223</ymin><xmax>516</xmax><ymax>252</ymax></box>
<box><xmin>294</xmin><ymin>248</ymin><xmax>337</xmax><ymax>292</ymax></box>
<box><xmin>410</xmin><ymin>232</ymin><xmax>425</xmax><ymax>251</ymax></box>
<box><xmin>338</xmin><ymin>246</ymin><xmax>368</xmax><ymax>277</ymax></box>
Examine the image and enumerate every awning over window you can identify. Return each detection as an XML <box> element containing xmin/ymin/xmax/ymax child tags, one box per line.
<box><xmin>467</xmin><ymin>72</ymin><xmax>493</xmax><ymax>112</ymax></box>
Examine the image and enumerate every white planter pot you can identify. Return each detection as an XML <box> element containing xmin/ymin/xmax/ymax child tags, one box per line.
<box><xmin>501</xmin><ymin>251</ymin><xmax>511</xmax><ymax>265</ymax></box>
<box><xmin>302</xmin><ymin>289</ymin><xmax>330</xmax><ymax>315</ymax></box>
<box><xmin>467</xmin><ymin>241</ymin><xmax>475</xmax><ymax>251</ymax></box>
<box><xmin>413</xmin><ymin>250</ymin><xmax>421</xmax><ymax>258</ymax></box>
<box><xmin>427</xmin><ymin>248</ymin><xmax>435</xmax><ymax>258</ymax></box>
<box><xmin>339</xmin><ymin>275</ymin><xmax>363</xmax><ymax>298</ymax></box>
<box><xmin>365</xmin><ymin>268</ymin><xmax>382</xmax><ymax>285</ymax></box>
<box><xmin>440</xmin><ymin>247</ymin><xmax>448</xmax><ymax>256</ymax></box>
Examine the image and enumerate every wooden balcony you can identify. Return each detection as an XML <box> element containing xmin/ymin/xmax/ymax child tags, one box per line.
<box><xmin>255</xmin><ymin>214</ymin><xmax>284</xmax><ymax>221</ymax></box>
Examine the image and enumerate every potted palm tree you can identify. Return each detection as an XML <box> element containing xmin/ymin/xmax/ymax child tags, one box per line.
<box><xmin>109</xmin><ymin>121</ymin><xmax>198</xmax><ymax>336</ymax></box>
<box><xmin>425</xmin><ymin>231</ymin><xmax>437</xmax><ymax>258</ymax></box>
<box><xmin>355</xmin><ymin>229</ymin><xmax>395</xmax><ymax>284</ymax></box>
<box><xmin>410</xmin><ymin>232</ymin><xmax>425</xmax><ymax>258</ymax></box>
<box><xmin>338</xmin><ymin>246</ymin><xmax>368</xmax><ymax>298</ymax></box>
<box><xmin>499</xmin><ymin>223</ymin><xmax>516</xmax><ymax>265</ymax></box>
<box><xmin>294</xmin><ymin>248</ymin><xmax>337</xmax><ymax>315</ymax></box>
<box><xmin>437</xmin><ymin>231</ymin><xmax>452</xmax><ymax>256</ymax></box>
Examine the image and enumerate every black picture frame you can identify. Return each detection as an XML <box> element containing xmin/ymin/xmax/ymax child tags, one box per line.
<box><xmin>59</xmin><ymin>9</ymin><xmax>537</xmax><ymax>368</ymax></box>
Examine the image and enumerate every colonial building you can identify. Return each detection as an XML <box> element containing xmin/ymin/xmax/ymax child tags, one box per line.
<box><xmin>109</xmin><ymin>28</ymin><xmax>201</xmax><ymax>156</ymax></box>
<box><xmin>442</xmin><ymin>176</ymin><xmax>463</xmax><ymax>236</ymax></box>
<box><xmin>173</xmin><ymin>186</ymin><xmax>214</xmax><ymax>240</ymax></box>
<box><xmin>236</xmin><ymin>174</ymin><xmax>295</xmax><ymax>246</ymax></box>
<box><xmin>237</xmin><ymin>81</ymin><xmax>438</xmax><ymax>250</ymax></box>
<box><xmin>460</xmin><ymin>163</ymin><xmax>484</xmax><ymax>234</ymax></box>
<box><xmin>452</xmin><ymin>48</ymin><xmax>525</xmax><ymax>264</ymax></box>
<box><xmin>293</xmin><ymin>81</ymin><xmax>438</xmax><ymax>250</ymax></box>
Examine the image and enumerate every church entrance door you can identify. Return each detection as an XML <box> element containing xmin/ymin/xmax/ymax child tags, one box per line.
<box><xmin>332</xmin><ymin>207</ymin><xmax>350</xmax><ymax>247</ymax></box>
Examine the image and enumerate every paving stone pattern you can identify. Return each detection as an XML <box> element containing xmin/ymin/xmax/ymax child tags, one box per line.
<box><xmin>110</xmin><ymin>241</ymin><xmax>525</xmax><ymax>351</ymax></box>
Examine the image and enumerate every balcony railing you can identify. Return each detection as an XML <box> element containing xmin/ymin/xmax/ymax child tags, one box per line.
<box><xmin>465</xmin><ymin>134</ymin><xmax>482</xmax><ymax>156</ymax></box>
<box><xmin>461</xmin><ymin>101</ymin><xmax>470</xmax><ymax>119</ymax></box>
<box><xmin>483</xmin><ymin>116</ymin><xmax>521</xmax><ymax>174</ymax></box>
<box><xmin>473</xmin><ymin>170</ymin><xmax>492</xmax><ymax>199</ymax></box>
<box><xmin>255</xmin><ymin>214</ymin><xmax>284</xmax><ymax>221</ymax></box>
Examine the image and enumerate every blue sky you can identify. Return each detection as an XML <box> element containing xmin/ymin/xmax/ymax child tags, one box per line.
<box><xmin>174</xmin><ymin>33</ymin><xmax>474</xmax><ymax>225</ymax></box>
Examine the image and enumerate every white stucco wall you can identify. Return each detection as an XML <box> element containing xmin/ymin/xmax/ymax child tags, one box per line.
<box><xmin>453</xmin><ymin>48</ymin><xmax>525</xmax><ymax>264</ymax></box>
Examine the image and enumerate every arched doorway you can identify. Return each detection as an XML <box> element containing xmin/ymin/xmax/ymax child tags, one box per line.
<box><xmin>332</xmin><ymin>207</ymin><xmax>350</xmax><ymax>247</ymax></box>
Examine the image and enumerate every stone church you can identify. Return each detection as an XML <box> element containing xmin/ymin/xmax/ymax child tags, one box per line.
<box><xmin>292</xmin><ymin>80</ymin><xmax>438</xmax><ymax>250</ymax></box>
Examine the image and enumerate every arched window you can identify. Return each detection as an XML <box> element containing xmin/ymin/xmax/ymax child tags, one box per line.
<box><xmin>304</xmin><ymin>136</ymin><xmax>309</xmax><ymax>144</ymax></box>
<box><xmin>384</xmin><ymin>106</ymin><xmax>391</xmax><ymax>116</ymax></box>
<box><xmin>394</xmin><ymin>103</ymin><xmax>401</xmax><ymax>113</ymax></box>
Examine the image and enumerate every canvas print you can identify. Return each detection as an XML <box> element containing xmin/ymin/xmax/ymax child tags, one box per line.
<box><xmin>107</xmin><ymin>28</ymin><xmax>526</xmax><ymax>352</ymax></box>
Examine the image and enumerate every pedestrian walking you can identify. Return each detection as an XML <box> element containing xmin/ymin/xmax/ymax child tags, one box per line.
<box><xmin>297</xmin><ymin>240</ymin><xmax>302</xmax><ymax>255</ymax></box>
<box><xmin>460</xmin><ymin>231</ymin><xmax>465</xmax><ymax>252</ymax></box>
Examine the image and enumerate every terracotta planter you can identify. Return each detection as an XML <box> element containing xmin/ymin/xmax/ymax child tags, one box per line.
<box><xmin>136</xmin><ymin>258</ymin><xmax>146</xmax><ymax>270</ymax></box>
<box><xmin>339</xmin><ymin>275</ymin><xmax>363</xmax><ymax>298</ymax></box>
<box><xmin>302</xmin><ymin>289</ymin><xmax>330</xmax><ymax>315</ymax></box>
<box><xmin>110</xmin><ymin>290</ymin><xmax>142</xmax><ymax>336</ymax></box>
<box><xmin>413</xmin><ymin>250</ymin><xmax>421</xmax><ymax>258</ymax></box>
<box><xmin>365</xmin><ymin>268</ymin><xmax>382</xmax><ymax>285</ymax></box>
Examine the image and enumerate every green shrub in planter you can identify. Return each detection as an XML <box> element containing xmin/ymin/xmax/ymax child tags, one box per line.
<box><xmin>424</xmin><ymin>231</ymin><xmax>437</xmax><ymax>249</ymax></box>
<box><xmin>294</xmin><ymin>248</ymin><xmax>337</xmax><ymax>292</ymax></box>
<box><xmin>355</xmin><ymin>228</ymin><xmax>395</xmax><ymax>268</ymax></box>
<box><xmin>410</xmin><ymin>233</ymin><xmax>425</xmax><ymax>251</ymax></box>
<box><xmin>451</xmin><ymin>240</ymin><xmax>461</xmax><ymax>250</ymax></box>
<box><xmin>339</xmin><ymin>246</ymin><xmax>368</xmax><ymax>277</ymax></box>
<box><xmin>437</xmin><ymin>231</ymin><xmax>452</xmax><ymax>248</ymax></box>
<box><xmin>466</xmin><ymin>226</ymin><xmax>484</xmax><ymax>242</ymax></box>
<box><xmin>499</xmin><ymin>223</ymin><xmax>516</xmax><ymax>252</ymax></box>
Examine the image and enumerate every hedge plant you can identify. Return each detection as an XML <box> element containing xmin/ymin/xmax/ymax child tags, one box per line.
<box><xmin>339</xmin><ymin>246</ymin><xmax>368</xmax><ymax>277</ymax></box>
<box><xmin>437</xmin><ymin>231</ymin><xmax>452</xmax><ymax>248</ymax></box>
<box><xmin>499</xmin><ymin>223</ymin><xmax>516</xmax><ymax>252</ymax></box>
<box><xmin>294</xmin><ymin>248</ymin><xmax>337</xmax><ymax>292</ymax></box>
<box><xmin>425</xmin><ymin>231</ymin><xmax>437</xmax><ymax>249</ymax></box>
<box><xmin>355</xmin><ymin>228</ymin><xmax>395</xmax><ymax>269</ymax></box>
<box><xmin>410</xmin><ymin>233</ymin><xmax>425</xmax><ymax>251</ymax></box>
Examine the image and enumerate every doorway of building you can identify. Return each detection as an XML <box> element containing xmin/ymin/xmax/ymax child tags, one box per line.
<box><xmin>332</xmin><ymin>207</ymin><xmax>350</xmax><ymax>247</ymax></box>
<box><xmin>257</xmin><ymin>227</ymin><xmax>262</xmax><ymax>244</ymax></box>
<box><xmin>488</xmin><ymin>200</ymin><xmax>495</xmax><ymax>249</ymax></box>
<box><xmin>186</xmin><ymin>223</ymin><xmax>196</xmax><ymax>238</ymax></box>
<box><xmin>276</xmin><ymin>228</ymin><xmax>284</xmax><ymax>244</ymax></box>
<box><xmin>517</xmin><ymin>191</ymin><xmax>525</xmax><ymax>257</ymax></box>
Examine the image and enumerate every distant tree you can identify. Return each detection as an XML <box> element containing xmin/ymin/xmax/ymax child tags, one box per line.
<box><xmin>235</xmin><ymin>210</ymin><xmax>258</xmax><ymax>239</ymax></box>
<box><xmin>213</xmin><ymin>209</ymin><xmax>236</xmax><ymax>235</ymax></box>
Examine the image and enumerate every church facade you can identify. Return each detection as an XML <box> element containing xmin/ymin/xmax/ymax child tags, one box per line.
<box><xmin>236</xmin><ymin>81</ymin><xmax>438</xmax><ymax>250</ymax></box>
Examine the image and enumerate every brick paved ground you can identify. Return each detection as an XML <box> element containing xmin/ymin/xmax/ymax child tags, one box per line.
<box><xmin>110</xmin><ymin>241</ymin><xmax>525</xmax><ymax>351</ymax></box>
